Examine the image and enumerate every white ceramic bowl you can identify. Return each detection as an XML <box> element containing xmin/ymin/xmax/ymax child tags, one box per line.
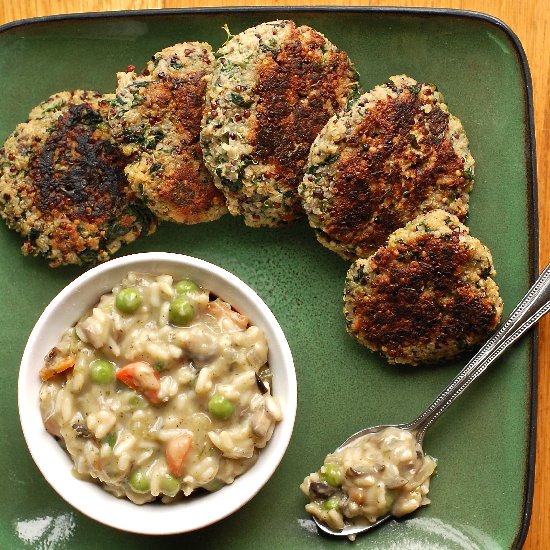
<box><xmin>18</xmin><ymin>252</ymin><xmax>296</xmax><ymax>535</ymax></box>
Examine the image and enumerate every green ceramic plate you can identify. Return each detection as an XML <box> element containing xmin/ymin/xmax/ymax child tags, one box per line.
<box><xmin>0</xmin><ymin>7</ymin><xmax>537</xmax><ymax>550</ymax></box>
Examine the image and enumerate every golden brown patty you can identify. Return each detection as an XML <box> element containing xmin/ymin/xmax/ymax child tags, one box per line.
<box><xmin>344</xmin><ymin>210</ymin><xmax>502</xmax><ymax>365</ymax></box>
<box><xmin>201</xmin><ymin>20</ymin><xmax>361</xmax><ymax>227</ymax></box>
<box><xmin>0</xmin><ymin>90</ymin><xmax>157</xmax><ymax>267</ymax></box>
<box><xmin>300</xmin><ymin>75</ymin><xmax>475</xmax><ymax>259</ymax></box>
<box><xmin>109</xmin><ymin>43</ymin><xmax>227</xmax><ymax>223</ymax></box>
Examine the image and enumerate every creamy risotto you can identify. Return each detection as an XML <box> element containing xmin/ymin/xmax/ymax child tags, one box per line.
<box><xmin>39</xmin><ymin>272</ymin><xmax>282</xmax><ymax>504</ymax></box>
<box><xmin>301</xmin><ymin>427</ymin><xmax>436</xmax><ymax>532</ymax></box>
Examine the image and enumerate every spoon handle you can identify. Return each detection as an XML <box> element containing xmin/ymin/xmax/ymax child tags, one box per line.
<box><xmin>412</xmin><ymin>261</ymin><xmax>550</xmax><ymax>442</ymax></box>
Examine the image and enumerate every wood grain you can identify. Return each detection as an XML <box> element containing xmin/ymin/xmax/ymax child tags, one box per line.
<box><xmin>1</xmin><ymin>1</ymin><xmax>548</xmax><ymax>548</ymax></box>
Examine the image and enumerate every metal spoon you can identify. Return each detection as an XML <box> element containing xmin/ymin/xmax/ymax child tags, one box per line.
<box><xmin>313</xmin><ymin>261</ymin><xmax>550</xmax><ymax>538</ymax></box>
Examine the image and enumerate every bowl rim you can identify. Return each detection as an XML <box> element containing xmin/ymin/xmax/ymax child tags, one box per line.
<box><xmin>18</xmin><ymin>252</ymin><xmax>297</xmax><ymax>535</ymax></box>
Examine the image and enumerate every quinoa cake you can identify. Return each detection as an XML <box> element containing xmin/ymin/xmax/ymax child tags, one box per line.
<box><xmin>109</xmin><ymin>43</ymin><xmax>227</xmax><ymax>223</ymax></box>
<box><xmin>299</xmin><ymin>75</ymin><xmax>475</xmax><ymax>260</ymax></box>
<box><xmin>344</xmin><ymin>210</ymin><xmax>503</xmax><ymax>366</ymax></box>
<box><xmin>0</xmin><ymin>90</ymin><xmax>157</xmax><ymax>267</ymax></box>
<box><xmin>200</xmin><ymin>20</ymin><xmax>361</xmax><ymax>227</ymax></box>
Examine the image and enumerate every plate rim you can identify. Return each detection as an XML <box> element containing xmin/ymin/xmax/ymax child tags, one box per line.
<box><xmin>0</xmin><ymin>6</ymin><xmax>539</xmax><ymax>549</ymax></box>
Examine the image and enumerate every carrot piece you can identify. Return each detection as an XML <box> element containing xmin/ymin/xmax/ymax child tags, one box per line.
<box><xmin>39</xmin><ymin>351</ymin><xmax>75</xmax><ymax>381</ymax></box>
<box><xmin>116</xmin><ymin>361</ymin><xmax>161</xmax><ymax>404</ymax></box>
<box><xmin>165</xmin><ymin>433</ymin><xmax>193</xmax><ymax>477</ymax></box>
<box><xmin>206</xmin><ymin>300</ymin><xmax>249</xmax><ymax>329</ymax></box>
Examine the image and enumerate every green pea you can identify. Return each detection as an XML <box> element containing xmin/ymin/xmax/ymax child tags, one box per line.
<box><xmin>102</xmin><ymin>432</ymin><xmax>117</xmax><ymax>448</ymax></box>
<box><xmin>203</xmin><ymin>479</ymin><xmax>224</xmax><ymax>492</ymax></box>
<box><xmin>90</xmin><ymin>359</ymin><xmax>115</xmax><ymax>384</ymax></box>
<box><xmin>323</xmin><ymin>497</ymin><xmax>340</xmax><ymax>511</ymax></box>
<box><xmin>169</xmin><ymin>296</ymin><xmax>195</xmax><ymax>326</ymax></box>
<box><xmin>160</xmin><ymin>474</ymin><xmax>181</xmax><ymax>497</ymax></box>
<box><xmin>208</xmin><ymin>394</ymin><xmax>235</xmax><ymax>420</ymax></box>
<box><xmin>385</xmin><ymin>491</ymin><xmax>395</xmax><ymax>511</ymax></box>
<box><xmin>115</xmin><ymin>287</ymin><xmax>142</xmax><ymax>313</ymax></box>
<box><xmin>128</xmin><ymin>393</ymin><xmax>146</xmax><ymax>409</ymax></box>
<box><xmin>128</xmin><ymin>470</ymin><xmax>150</xmax><ymax>493</ymax></box>
<box><xmin>175</xmin><ymin>279</ymin><xmax>199</xmax><ymax>295</ymax></box>
<box><xmin>322</xmin><ymin>463</ymin><xmax>342</xmax><ymax>487</ymax></box>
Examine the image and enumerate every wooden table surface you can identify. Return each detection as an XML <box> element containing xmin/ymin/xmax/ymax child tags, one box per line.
<box><xmin>1</xmin><ymin>1</ymin><xmax>547</xmax><ymax>548</ymax></box>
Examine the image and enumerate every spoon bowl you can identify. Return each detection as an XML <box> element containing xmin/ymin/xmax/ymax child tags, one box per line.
<box><xmin>309</xmin><ymin>261</ymin><xmax>550</xmax><ymax>538</ymax></box>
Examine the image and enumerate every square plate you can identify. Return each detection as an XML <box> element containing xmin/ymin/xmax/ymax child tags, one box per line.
<box><xmin>0</xmin><ymin>7</ymin><xmax>537</xmax><ymax>549</ymax></box>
